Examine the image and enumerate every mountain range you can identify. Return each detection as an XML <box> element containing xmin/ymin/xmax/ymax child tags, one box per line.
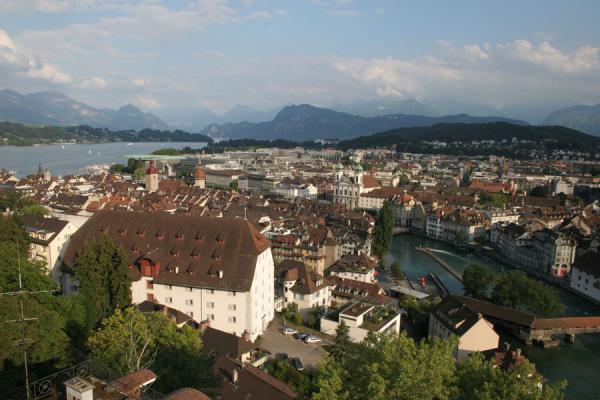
<box><xmin>1</xmin><ymin>89</ymin><xmax>600</xmax><ymax>138</ymax></box>
<box><xmin>543</xmin><ymin>104</ymin><xmax>600</xmax><ymax>136</ymax></box>
<box><xmin>0</xmin><ymin>89</ymin><xmax>169</xmax><ymax>131</ymax></box>
<box><xmin>200</xmin><ymin>104</ymin><xmax>527</xmax><ymax>141</ymax></box>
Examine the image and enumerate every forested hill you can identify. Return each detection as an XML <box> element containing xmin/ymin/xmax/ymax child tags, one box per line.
<box><xmin>336</xmin><ymin>122</ymin><xmax>600</xmax><ymax>158</ymax></box>
<box><xmin>0</xmin><ymin>121</ymin><xmax>212</xmax><ymax>146</ymax></box>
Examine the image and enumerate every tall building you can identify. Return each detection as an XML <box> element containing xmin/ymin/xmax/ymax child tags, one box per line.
<box><xmin>62</xmin><ymin>211</ymin><xmax>275</xmax><ymax>341</ymax></box>
<box><xmin>146</xmin><ymin>160</ymin><xmax>159</xmax><ymax>192</ymax></box>
<box><xmin>194</xmin><ymin>167</ymin><xmax>206</xmax><ymax>188</ymax></box>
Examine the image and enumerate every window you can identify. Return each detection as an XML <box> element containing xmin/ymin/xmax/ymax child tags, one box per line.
<box><xmin>147</xmin><ymin>293</ymin><xmax>154</xmax><ymax>302</ymax></box>
<box><xmin>189</xmin><ymin>312</ymin><xmax>194</xmax><ymax>317</ymax></box>
<box><xmin>209</xmin><ymin>289</ymin><xmax>215</xmax><ymax>294</ymax></box>
<box><xmin>228</xmin><ymin>291</ymin><xmax>236</xmax><ymax>297</ymax></box>
<box><xmin>186</xmin><ymin>287</ymin><xmax>192</xmax><ymax>292</ymax></box>
<box><xmin>207</xmin><ymin>302</ymin><xmax>215</xmax><ymax>308</ymax></box>
<box><xmin>185</xmin><ymin>299</ymin><xmax>194</xmax><ymax>306</ymax></box>
<box><xmin>146</xmin><ymin>280</ymin><xmax>153</xmax><ymax>289</ymax></box>
<box><xmin>166</xmin><ymin>285</ymin><xmax>173</xmax><ymax>290</ymax></box>
<box><xmin>165</xmin><ymin>297</ymin><xmax>172</xmax><ymax>304</ymax></box>
<box><xmin>228</xmin><ymin>316</ymin><xmax>237</xmax><ymax>323</ymax></box>
<box><xmin>208</xmin><ymin>314</ymin><xmax>215</xmax><ymax>320</ymax></box>
<box><xmin>228</xmin><ymin>304</ymin><xmax>237</xmax><ymax>311</ymax></box>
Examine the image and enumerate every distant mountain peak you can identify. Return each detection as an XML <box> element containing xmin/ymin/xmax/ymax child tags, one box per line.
<box><xmin>0</xmin><ymin>89</ymin><xmax>169</xmax><ymax>131</ymax></box>
<box><xmin>543</xmin><ymin>103</ymin><xmax>600</xmax><ymax>136</ymax></box>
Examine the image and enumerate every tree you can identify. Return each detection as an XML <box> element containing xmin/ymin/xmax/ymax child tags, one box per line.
<box><xmin>151</xmin><ymin>148</ymin><xmax>181</xmax><ymax>156</ymax></box>
<box><xmin>462</xmin><ymin>263</ymin><xmax>495</xmax><ymax>299</ymax></box>
<box><xmin>74</xmin><ymin>235</ymin><xmax>132</xmax><ymax>332</ymax></box>
<box><xmin>457</xmin><ymin>352</ymin><xmax>566</xmax><ymax>400</ymax></box>
<box><xmin>109</xmin><ymin>163</ymin><xmax>127</xmax><ymax>173</ymax></box>
<box><xmin>133</xmin><ymin>166</ymin><xmax>146</xmax><ymax>181</ymax></box>
<box><xmin>88</xmin><ymin>307</ymin><xmax>212</xmax><ymax>392</ymax></box>
<box><xmin>0</xmin><ymin>216</ymin><xmax>79</xmax><ymax>388</ymax></box>
<box><xmin>398</xmin><ymin>174</ymin><xmax>410</xmax><ymax>187</ymax></box>
<box><xmin>313</xmin><ymin>331</ymin><xmax>458</xmax><ymax>400</ymax></box>
<box><xmin>311</xmin><ymin>331</ymin><xmax>567</xmax><ymax>400</ymax></box>
<box><xmin>390</xmin><ymin>261</ymin><xmax>405</xmax><ymax>281</ymax></box>
<box><xmin>372</xmin><ymin>200</ymin><xmax>394</xmax><ymax>258</ymax></box>
<box><xmin>329</xmin><ymin>321</ymin><xmax>352</xmax><ymax>362</ymax></box>
<box><xmin>479</xmin><ymin>192</ymin><xmax>507</xmax><ymax>209</ymax></box>
<box><xmin>491</xmin><ymin>271</ymin><xmax>564</xmax><ymax>316</ymax></box>
<box><xmin>0</xmin><ymin>190</ymin><xmax>48</xmax><ymax>216</ymax></box>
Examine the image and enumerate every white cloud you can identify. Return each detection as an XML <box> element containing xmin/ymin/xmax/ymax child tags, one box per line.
<box><xmin>500</xmin><ymin>39</ymin><xmax>598</xmax><ymax>73</ymax></box>
<box><xmin>332</xmin><ymin>39</ymin><xmax>600</xmax><ymax>108</ymax></box>
<box><xmin>134</xmin><ymin>95</ymin><xmax>160</xmax><ymax>109</ymax></box>
<box><xmin>133</xmin><ymin>78</ymin><xmax>147</xmax><ymax>87</ymax></box>
<box><xmin>0</xmin><ymin>28</ymin><xmax>72</xmax><ymax>84</ymax></box>
<box><xmin>0</xmin><ymin>0</ymin><xmax>110</xmax><ymax>13</ymax></box>
<box><xmin>82</xmin><ymin>76</ymin><xmax>107</xmax><ymax>88</ymax></box>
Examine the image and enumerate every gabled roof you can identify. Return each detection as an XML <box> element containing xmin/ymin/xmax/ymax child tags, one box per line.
<box><xmin>202</xmin><ymin>327</ymin><xmax>256</xmax><ymax>361</ymax></box>
<box><xmin>62</xmin><ymin>210</ymin><xmax>271</xmax><ymax>292</ymax></box>
<box><xmin>20</xmin><ymin>214</ymin><xmax>68</xmax><ymax>245</ymax></box>
<box><xmin>211</xmin><ymin>356</ymin><xmax>297</xmax><ymax>400</ymax></box>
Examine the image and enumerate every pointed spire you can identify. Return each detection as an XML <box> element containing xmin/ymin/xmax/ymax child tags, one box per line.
<box><xmin>37</xmin><ymin>161</ymin><xmax>43</xmax><ymax>175</ymax></box>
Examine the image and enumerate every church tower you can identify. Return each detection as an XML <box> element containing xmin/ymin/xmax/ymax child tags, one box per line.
<box><xmin>145</xmin><ymin>160</ymin><xmax>159</xmax><ymax>192</ymax></box>
<box><xmin>194</xmin><ymin>167</ymin><xmax>206</xmax><ymax>188</ymax></box>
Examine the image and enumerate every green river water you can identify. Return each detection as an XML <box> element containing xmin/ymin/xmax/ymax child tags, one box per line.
<box><xmin>385</xmin><ymin>234</ymin><xmax>600</xmax><ymax>400</ymax></box>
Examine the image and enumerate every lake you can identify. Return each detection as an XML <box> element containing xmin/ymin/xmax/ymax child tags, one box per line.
<box><xmin>386</xmin><ymin>234</ymin><xmax>600</xmax><ymax>400</ymax></box>
<box><xmin>0</xmin><ymin>142</ymin><xmax>207</xmax><ymax>177</ymax></box>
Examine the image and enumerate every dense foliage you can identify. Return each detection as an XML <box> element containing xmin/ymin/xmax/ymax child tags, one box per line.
<box><xmin>312</xmin><ymin>331</ymin><xmax>566</xmax><ymax>400</ymax></box>
<box><xmin>73</xmin><ymin>235</ymin><xmax>132</xmax><ymax>332</ymax></box>
<box><xmin>0</xmin><ymin>121</ymin><xmax>212</xmax><ymax>146</ymax></box>
<box><xmin>88</xmin><ymin>307</ymin><xmax>214</xmax><ymax>392</ymax></box>
<box><xmin>479</xmin><ymin>192</ymin><xmax>508</xmax><ymax>209</ymax></box>
<box><xmin>462</xmin><ymin>263</ymin><xmax>495</xmax><ymax>299</ymax></box>
<box><xmin>492</xmin><ymin>271</ymin><xmax>564</xmax><ymax>316</ymax></box>
<box><xmin>372</xmin><ymin>200</ymin><xmax>394</xmax><ymax>257</ymax></box>
<box><xmin>336</xmin><ymin>122</ymin><xmax>600</xmax><ymax>159</ymax></box>
<box><xmin>0</xmin><ymin>216</ymin><xmax>87</xmax><ymax>388</ymax></box>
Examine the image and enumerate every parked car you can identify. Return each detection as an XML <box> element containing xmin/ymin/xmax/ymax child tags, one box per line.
<box><xmin>304</xmin><ymin>335</ymin><xmax>322</xmax><ymax>344</ymax></box>
<box><xmin>281</xmin><ymin>327</ymin><xmax>297</xmax><ymax>336</ymax></box>
<box><xmin>294</xmin><ymin>332</ymin><xmax>309</xmax><ymax>341</ymax></box>
<box><xmin>291</xmin><ymin>357</ymin><xmax>304</xmax><ymax>372</ymax></box>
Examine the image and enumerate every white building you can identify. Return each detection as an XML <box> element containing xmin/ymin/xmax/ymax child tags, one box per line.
<box><xmin>332</xmin><ymin>163</ymin><xmax>380</xmax><ymax>210</ymax></box>
<box><xmin>570</xmin><ymin>252</ymin><xmax>600</xmax><ymax>303</ymax></box>
<box><xmin>275</xmin><ymin>260</ymin><xmax>331</xmax><ymax>313</ymax></box>
<box><xmin>320</xmin><ymin>302</ymin><xmax>401</xmax><ymax>343</ymax></box>
<box><xmin>21</xmin><ymin>214</ymin><xmax>75</xmax><ymax>279</ymax></box>
<box><xmin>62</xmin><ymin>211</ymin><xmax>274</xmax><ymax>341</ymax></box>
<box><xmin>429</xmin><ymin>295</ymin><xmax>499</xmax><ymax>361</ymax></box>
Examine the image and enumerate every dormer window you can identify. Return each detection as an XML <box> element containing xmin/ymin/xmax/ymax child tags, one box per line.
<box><xmin>195</xmin><ymin>232</ymin><xmax>205</xmax><ymax>241</ymax></box>
<box><xmin>136</xmin><ymin>227</ymin><xmax>146</xmax><ymax>237</ymax></box>
<box><xmin>175</xmin><ymin>231</ymin><xmax>184</xmax><ymax>240</ymax></box>
<box><xmin>155</xmin><ymin>229</ymin><xmax>164</xmax><ymax>239</ymax></box>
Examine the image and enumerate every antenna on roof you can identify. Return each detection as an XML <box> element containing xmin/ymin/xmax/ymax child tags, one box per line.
<box><xmin>1</xmin><ymin>234</ymin><xmax>59</xmax><ymax>400</ymax></box>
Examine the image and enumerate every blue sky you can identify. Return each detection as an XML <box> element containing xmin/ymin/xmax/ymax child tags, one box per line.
<box><xmin>0</xmin><ymin>0</ymin><xmax>599</xmax><ymax>115</ymax></box>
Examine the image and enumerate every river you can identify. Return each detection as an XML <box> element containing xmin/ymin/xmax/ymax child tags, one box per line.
<box><xmin>385</xmin><ymin>234</ymin><xmax>600</xmax><ymax>400</ymax></box>
<box><xmin>0</xmin><ymin>142</ymin><xmax>206</xmax><ymax>177</ymax></box>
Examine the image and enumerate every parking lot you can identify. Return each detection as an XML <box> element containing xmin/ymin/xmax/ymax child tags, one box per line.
<box><xmin>260</xmin><ymin>318</ymin><xmax>328</xmax><ymax>368</ymax></box>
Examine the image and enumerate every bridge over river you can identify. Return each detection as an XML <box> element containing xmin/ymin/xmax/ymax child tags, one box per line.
<box><xmin>454</xmin><ymin>295</ymin><xmax>600</xmax><ymax>347</ymax></box>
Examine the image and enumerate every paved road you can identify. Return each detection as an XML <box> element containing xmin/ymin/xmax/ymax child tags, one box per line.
<box><xmin>260</xmin><ymin>318</ymin><xmax>326</xmax><ymax>369</ymax></box>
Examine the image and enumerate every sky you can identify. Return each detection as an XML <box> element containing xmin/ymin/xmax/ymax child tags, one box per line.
<box><xmin>0</xmin><ymin>0</ymin><xmax>599</xmax><ymax>116</ymax></box>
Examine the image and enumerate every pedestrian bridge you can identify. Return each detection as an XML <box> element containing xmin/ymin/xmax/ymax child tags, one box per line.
<box><xmin>452</xmin><ymin>295</ymin><xmax>600</xmax><ymax>346</ymax></box>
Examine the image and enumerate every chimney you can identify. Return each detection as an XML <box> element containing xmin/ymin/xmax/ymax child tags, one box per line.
<box><xmin>199</xmin><ymin>319</ymin><xmax>211</xmax><ymax>333</ymax></box>
<box><xmin>241</xmin><ymin>330</ymin><xmax>251</xmax><ymax>342</ymax></box>
<box><xmin>232</xmin><ymin>368</ymin><xmax>238</xmax><ymax>383</ymax></box>
<box><xmin>218</xmin><ymin>270</ymin><xmax>224</xmax><ymax>279</ymax></box>
<box><xmin>175</xmin><ymin>266</ymin><xmax>179</xmax><ymax>274</ymax></box>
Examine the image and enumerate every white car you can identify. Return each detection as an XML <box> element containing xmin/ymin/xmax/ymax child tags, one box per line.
<box><xmin>303</xmin><ymin>335</ymin><xmax>322</xmax><ymax>344</ymax></box>
<box><xmin>281</xmin><ymin>327</ymin><xmax>298</xmax><ymax>336</ymax></box>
